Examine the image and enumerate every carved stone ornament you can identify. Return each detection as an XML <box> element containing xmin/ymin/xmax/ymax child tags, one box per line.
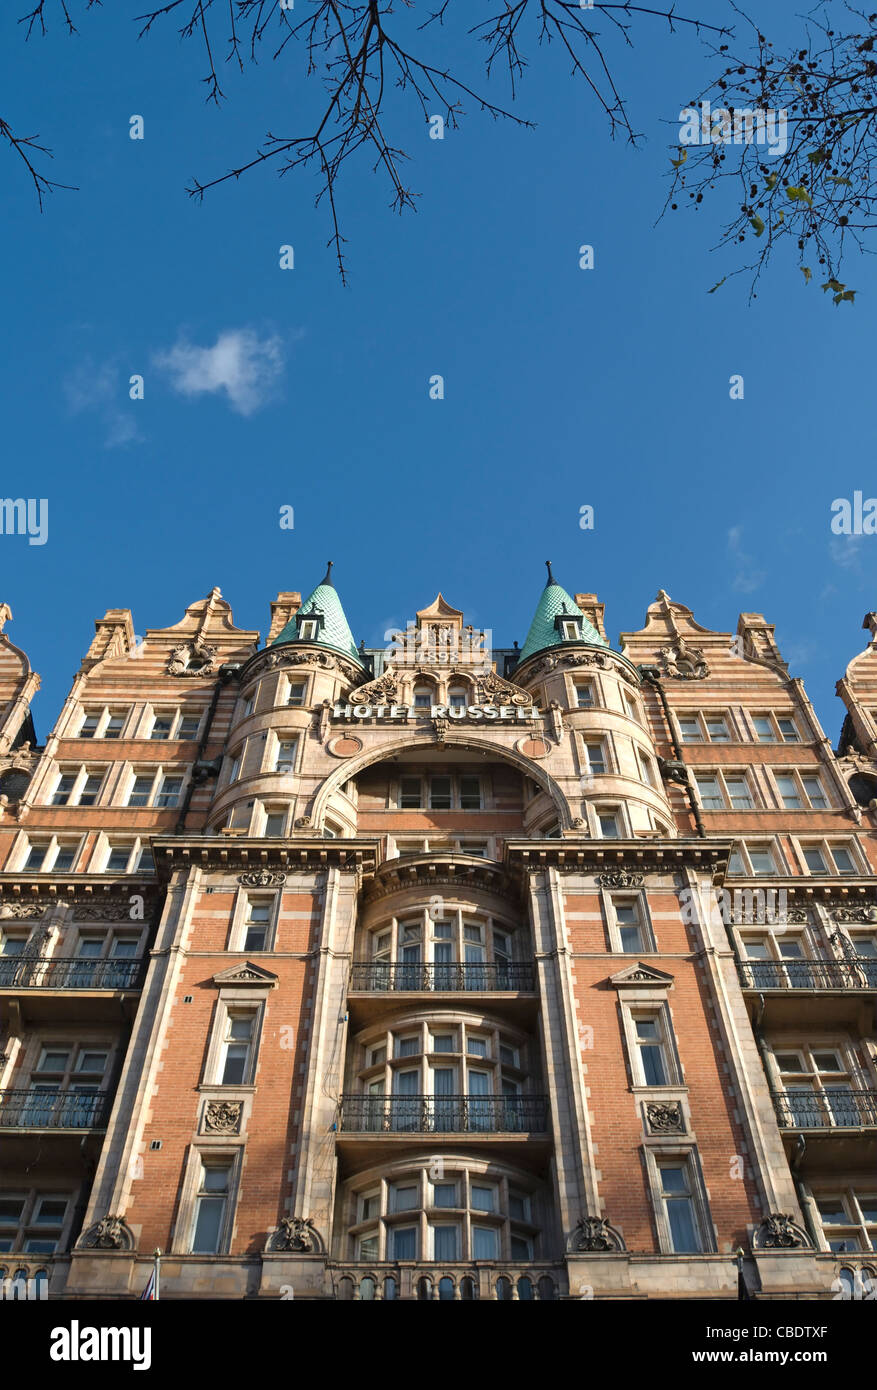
<box><xmin>568</xmin><ymin>1216</ymin><xmax>626</xmax><ymax>1253</ymax></box>
<box><xmin>645</xmin><ymin>1101</ymin><xmax>685</xmax><ymax>1134</ymax></box>
<box><xmin>73</xmin><ymin>904</ymin><xmax>143</xmax><ymax>921</ymax></box>
<box><xmin>166</xmin><ymin>634</ymin><xmax>218</xmax><ymax>677</ymax></box>
<box><xmin>0</xmin><ymin>903</ymin><xmax>46</xmax><ymax>919</ymax></box>
<box><xmin>238</xmin><ymin>871</ymin><xmax>287</xmax><ymax>887</ymax></box>
<box><xmin>349</xmin><ymin>670</ymin><xmax>400</xmax><ymax>703</ymax></box>
<box><xmin>267</xmin><ymin>1216</ymin><xmax>325</xmax><ymax>1254</ymax></box>
<box><xmin>295</xmin><ymin>815</ymin><xmax>312</xmax><ymax>829</ymax></box>
<box><xmin>754</xmin><ymin>1213</ymin><xmax>810</xmax><ymax>1250</ymax></box>
<box><xmin>596</xmin><ymin>869</ymin><xmax>644</xmax><ymax>888</ymax></box>
<box><xmin>659</xmin><ymin>639</ymin><xmax>709</xmax><ymax>680</ymax></box>
<box><xmin>250</xmin><ymin>647</ymin><xmax>356</xmax><ymax>681</ymax></box>
<box><xmin>204</xmin><ymin>1100</ymin><xmax>243</xmax><ymax>1134</ymax></box>
<box><xmin>474</xmin><ymin>671</ymin><xmax>532</xmax><ymax>706</ymax></box>
<box><xmin>433</xmin><ymin>717</ymin><xmax>448</xmax><ymax>745</ymax></box>
<box><xmin>78</xmin><ymin>1215</ymin><xmax>135</xmax><ymax>1251</ymax></box>
<box><xmin>831</xmin><ymin>904</ymin><xmax>877</xmax><ymax>924</ymax></box>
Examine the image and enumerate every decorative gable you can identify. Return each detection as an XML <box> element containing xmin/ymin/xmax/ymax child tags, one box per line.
<box><xmin>609</xmin><ymin>962</ymin><xmax>674</xmax><ymax>989</ymax></box>
<box><xmin>212</xmin><ymin>962</ymin><xmax>279</xmax><ymax>988</ymax></box>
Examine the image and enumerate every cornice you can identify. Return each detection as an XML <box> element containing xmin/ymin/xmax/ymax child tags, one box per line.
<box><xmin>151</xmin><ymin>835</ymin><xmax>380</xmax><ymax>879</ymax></box>
<box><xmin>502</xmin><ymin>839</ymin><xmax>731</xmax><ymax>877</ymax></box>
<box><xmin>362</xmin><ymin>853</ymin><xmax>517</xmax><ymax>904</ymax></box>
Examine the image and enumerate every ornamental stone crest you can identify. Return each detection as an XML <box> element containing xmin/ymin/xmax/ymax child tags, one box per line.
<box><xmin>567</xmin><ymin>1216</ymin><xmax>625</xmax><ymax>1253</ymax></box>
<box><xmin>238</xmin><ymin>871</ymin><xmax>287</xmax><ymax>887</ymax></box>
<box><xmin>596</xmin><ymin>869</ymin><xmax>645</xmax><ymax>888</ymax></box>
<box><xmin>754</xmin><ymin>1213</ymin><xmax>810</xmax><ymax>1250</ymax></box>
<box><xmin>78</xmin><ymin>1215</ymin><xmax>135</xmax><ymax>1251</ymax></box>
<box><xmin>267</xmin><ymin>1216</ymin><xmax>325</xmax><ymax>1254</ymax></box>
<box><xmin>645</xmin><ymin>1101</ymin><xmax>685</xmax><ymax>1134</ymax></box>
<box><xmin>433</xmin><ymin>717</ymin><xmax>448</xmax><ymax>744</ymax></box>
<box><xmin>348</xmin><ymin>670</ymin><xmax>400</xmax><ymax>703</ymax></box>
<box><xmin>831</xmin><ymin>904</ymin><xmax>877</xmax><ymax>924</ymax></box>
<box><xmin>659</xmin><ymin>639</ymin><xmax>709</xmax><ymax>680</ymax></box>
<box><xmin>0</xmin><ymin>903</ymin><xmax>45</xmax><ymax>919</ymax></box>
<box><xmin>167</xmin><ymin>634</ymin><xmax>218</xmax><ymax>677</ymax></box>
<box><xmin>204</xmin><ymin>1100</ymin><xmax>243</xmax><ymax>1134</ymax></box>
<box><xmin>474</xmin><ymin>671</ymin><xmax>531</xmax><ymax>706</ymax></box>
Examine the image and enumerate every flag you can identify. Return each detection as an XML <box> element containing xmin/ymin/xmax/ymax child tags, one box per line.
<box><xmin>140</xmin><ymin>1267</ymin><xmax>156</xmax><ymax>1301</ymax></box>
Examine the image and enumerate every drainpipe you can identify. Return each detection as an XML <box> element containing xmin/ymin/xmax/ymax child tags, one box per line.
<box><xmin>638</xmin><ymin>666</ymin><xmax>705</xmax><ymax>838</ymax></box>
<box><xmin>174</xmin><ymin>666</ymin><xmax>240</xmax><ymax>834</ymax></box>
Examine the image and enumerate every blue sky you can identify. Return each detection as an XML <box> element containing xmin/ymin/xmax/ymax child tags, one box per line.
<box><xmin>2</xmin><ymin>1</ymin><xmax>873</xmax><ymax>743</ymax></box>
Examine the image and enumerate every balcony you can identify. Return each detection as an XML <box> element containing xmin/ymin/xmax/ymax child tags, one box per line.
<box><xmin>772</xmin><ymin>1088</ymin><xmax>877</xmax><ymax>1168</ymax></box>
<box><xmin>0</xmin><ymin>956</ymin><xmax>147</xmax><ymax>1026</ymax></box>
<box><xmin>347</xmin><ymin>962</ymin><xmax>538</xmax><ymax>1026</ymax></box>
<box><xmin>0</xmin><ymin>1089</ymin><xmax>111</xmax><ymax>1132</ymax></box>
<box><xmin>738</xmin><ymin>958</ymin><xmax>877</xmax><ymax>1030</ymax></box>
<box><xmin>337</xmin><ymin>1093</ymin><xmax>550</xmax><ymax>1167</ymax></box>
<box><xmin>0</xmin><ymin>957</ymin><xmax>146</xmax><ymax>991</ymax></box>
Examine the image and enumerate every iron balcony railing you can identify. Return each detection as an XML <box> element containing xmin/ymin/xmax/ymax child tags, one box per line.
<box><xmin>349</xmin><ymin>963</ymin><xmax>536</xmax><ymax>993</ymax></box>
<box><xmin>0</xmin><ymin>1089</ymin><xmax>111</xmax><ymax>1130</ymax></box>
<box><xmin>738</xmin><ymin>959</ymin><xmax>877</xmax><ymax>992</ymax></box>
<box><xmin>339</xmin><ymin>1094</ymin><xmax>548</xmax><ymax>1135</ymax></box>
<box><xmin>772</xmin><ymin>1088</ymin><xmax>877</xmax><ymax>1131</ymax></box>
<box><xmin>0</xmin><ymin>957</ymin><xmax>146</xmax><ymax>991</ymax></box>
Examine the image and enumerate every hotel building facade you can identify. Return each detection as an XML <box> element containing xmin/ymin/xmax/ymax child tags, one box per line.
<box><xmin>1</xmin><ymin>569</ymin><xmax>876</xmax><ymax>1301</ymax></box>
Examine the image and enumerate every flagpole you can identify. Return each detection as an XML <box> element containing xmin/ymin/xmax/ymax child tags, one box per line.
<box><xmin>154</xmin><ymin>1248</ymin><xmax>161</xmax><ymax>1303</ymax></box>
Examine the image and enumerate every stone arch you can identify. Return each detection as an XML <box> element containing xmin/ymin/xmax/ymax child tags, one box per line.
<box><xmin>308</xmin><ymin>732</ymin><xmax>573</xmax><ymax>831</ymax></box>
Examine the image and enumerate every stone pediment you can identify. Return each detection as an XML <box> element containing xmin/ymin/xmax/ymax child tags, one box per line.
<box><xmin>609</xmin><ymin>962</ymin><xmax>674</xmax><ymax>989</ymax></box>
<box><xmin>212</xmin><ymin>962</ymin><xmax>279</xmax><ymax>987</ymax></box>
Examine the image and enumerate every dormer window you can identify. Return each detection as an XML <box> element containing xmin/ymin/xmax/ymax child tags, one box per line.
<box><xmin>299</xmin><ymin>619</ymin><xmax>318</xmax><ymax>641</ymax></box>
<box><xmin>555</xmin><ymin>610</ymin><xmax>583</xmax><ymax>642</ymax></box>
<box><xmin>561</xmin><ymin>620</ymin><xmax>579</xmax><ymax>640</ymax></box>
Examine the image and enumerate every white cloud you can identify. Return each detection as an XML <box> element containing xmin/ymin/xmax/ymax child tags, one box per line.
<box><xmin>63</xmin><ymin>358</ymin><xmax>143</xmax><ymax>449</ymax></box>
<box><xmin>153</xmin><ymin>329</ymin><xmax>285</xmax><ymax>415</ymax></box>
<box><xmin>727</xmin><ymin>525</ymin><xmax>765</xmax><ymax>594</ymax></box>
<box><xmin>829</xmin><ymin>534</ymin><xmax>864</xmax><ymax>571</ymax></box>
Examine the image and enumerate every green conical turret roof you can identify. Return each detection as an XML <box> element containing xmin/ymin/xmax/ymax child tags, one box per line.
<box><xmin>517</xmin><ymin>562</ymin><xmax>609</xmax><ymax>664</ymax></box>
<box><xmin>271</xmin><ymin>562</ymin><xmax>364</xmax><ymax>666</ymax></box>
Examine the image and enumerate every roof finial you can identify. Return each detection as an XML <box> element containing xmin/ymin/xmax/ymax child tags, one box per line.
<box><xmin>545</xmin><ymin>560</ymin><xmax>556</xmax><ymax>586</ymax></box>
<box><xmin>321</xmin><ymin>560</ymin><xmax>334</xmax><ymax>588</ymax></box>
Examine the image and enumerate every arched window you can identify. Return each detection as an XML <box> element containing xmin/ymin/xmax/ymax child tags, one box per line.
<box><xmin>438</xmin><ymin>1276</ymin><xmax>455</xmax><ymax>1300</ymax></box>
<box><xmin>495</xmin><ymin>1276</ymin><xmax>513</xmax><ymax>1301</ymax></box>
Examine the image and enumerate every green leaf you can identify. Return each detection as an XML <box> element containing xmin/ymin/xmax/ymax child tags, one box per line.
<box><xmin>801</xmin><ymin>266</ymin><xmax>812</xmax><ymax>282</ymax></box>
<box><xmin>807</xmin><ymin>149</ymin><xmax>828</xmax><ymax>164</ymax></box>
<box><xmin>834</xmin><ymin>289</ymin><xmax>856</xmax><ymax>305</ymax></box>
<box><xmin>822</xmin><ymin>278</ymin><xmax>845</xmax><ymax>292</ymax></box>
<box><xmin>786</xmin><ymin>185</ymin><xmax>813</xmax><ymax>205</ymax></box>
<box><xmin>765</xmin><ymin>172</ymin><xmax>779</xmax><ymax>190</ymax></box>
<box><xmin>670</xmin><ymin>149</ymin><xmax>687</xmax><ymax>168</ymax></box>
<box><xmin>826</xmin><ymin>175</ymin><xmax>852</xmax><ymax>186</ymax></box>
<box><xmin>750</xmin><ymin>214</ymin><xmax>765</xmax><ymax>236</ymax></box>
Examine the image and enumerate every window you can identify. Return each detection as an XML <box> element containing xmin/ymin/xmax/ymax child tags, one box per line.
<box><xmin>274</xmin><ymin>740</ymin><xmax>297</xmax><ymax>773</ymax></box>
<box><xmin>623</xmin><ymin>691</ymin><xmax>642</xmax><ymax>725</ymax></box>
<box><xmin>448</xmin><ymin>687</ymin><xmax>467</xmax><ymax>711</ymax></box>
<box><xmin>597</xmin><ymin>809</ymin><xmax>620</xmax><ymax>839</ymax></box>
<box><xmin>0</xmin><ymin>1193</ymin><xmax>71</xmax><ymax>1255</ymax></box>
<box><xmin>191</xmin><ymin>1162</ymin><xmax>233</xmax><ymax>1254</ymax></box>
<box><xmin>22</xmin><ymin>839</ymin><xmax>79</xmax><ymax>873</ymax></box>
<box><xmin>704</xmin><ymin>715</ymin><xmax>729</xmax><ymax>742</ymax></box>
<box><xmin>243</xmin><ymin>899</ymin><xmax>271</xmax><ymax>951</ymax></box>
<box><xmin>584</xmin><ymin>742</ymin><xmax>606</xmax><ymax>776</ymax></box>
<box><xmin>228</xmin><ymin>751</ymin><xmax>242</xmax><ymax>783</ymax></box>
<box><xmin>774</xmin><ymin>1046</ymin><xmax>859</xmax><ymax>1129</ymax></box>
<box><xmin>220</xmin><ymin>1013</ymin><xmax>257</xmax><ymax>1084</ymax></box>
<box><xmin>752</xmin><ymin>712</ymin><xmax>801</xmax><ymax>743</ymax></box>
<box><xmin>242</xmin><ymin>697</ymin><xmax>255</xmax><ymax>718</ymax></box>
<box><xmin>678</xmin><ymin>717</ymin><xmax>704</xmax><ymax>743</ymax></box>
<box><xmin>299</xmin><ymin>619</ymin><xmax>318</xmax><ymax>641</ymax></box>
<box><xmin>413</xmin><ymin>687</ymin><xmax>432</xmax><ymax>711</ymax></box>
<box><xmin>51</xmin><ymin>768</ymin><xmax>104</xmax><ymax>807</ymax></box>
<box><xmin>574</xmin><ymin>681</ymin><xmax>594</xmax><ymax>709</ymax></box>
<box><xmin>728</xmin><ymin>843</ymin><xmax>780</xmax><ymax>876</ymax></box>
<box><xmin>150</xmin><ymin>716</ymin><xmax>173</xmax><ymax>741</ymax></box>
<box><xmin>430</xmin><ymin>777</ymin><xmax>452</xmax><ymax>811</ymax></box>
<box><xmin>634</xmin><ymin>1017</ymin><xmax>669</xmax><ymax>1086</ymax></box>
<box><xmin>814</xmin><ymin>1191</ymin><xmax>877</xmax><ymax>1253</ymax></box>
<box><xmin>657</xmin><ymin>1162</ymin><xmax>702</xmax><ymax>1253</ymax></box>
<box><xmin>263</xmin><ymin>809</ymin><xmax>286</xmax><ymax>837</ymax></box>
<box><xmin>399</xmin><ymin>776</ymin><xmax>422</xmax><ymax>809</ymax></box>
<box><xmin>127</xmin><ymin>776</ymin><xmax>153</xmax><ymax>808</ymax></box>
<box><xmin>613</xmin><ymin>899</ymin><xmax>646</xmax><ymax>953</ymax></box>
<box><xmin>749</xmin><ymin>848</ymin><xmax>777</xmax><ymax>875</ymax></box>
<box><xmin>77</xmin><ymin>708</ymin><xmax>130</xmax><ymax>739</ymax></box>
<box><xmin>149</xmin><ymin>710</ymin><xmax>201</xmax><ymax>741</ymax></box>
<box><xmin>800</xmin><ymin>842</ymin><xmax>858</xmax><ymax>875</ymax></box>
<box><xmin>432</xmin><ymin>1183</ymin><xmax>457</xmax><ymax>1209</ymax></box>
<box><xmin>725</xmin><ymin>776</ymin><xmax>753</xmax><ymax>810</ymax></box>
<box><xmin>178</xmin><ymin>714</ymin><xmax>201</xmax><ymax>740</ymax></box>
<box><xmin>459</xmin><ymin>776</ymin><xmax>481</xmax><ymax>810</ymax></box>
<box><xmin>695</xmin><ymin>775</ymin><xmax>723</xmax><ymax>811</ymax></box>
<box><xmin>560</xmin><ymin>619</ymin><xmax>580</xmax><ymax>641</ymax></box>
<box><xmin>637</xmin><ymin>749</ymin><xmax>657</xmax><ymax>787</ymax></box>
<box><xmin>287</xmin><ymin>680</ymin><xmax>306</xmax><ymax>707</ymax></box>
<box><xmin>154</xmin><ymin>774</ymin><xmax>183</xmax><ymax>808</ymax></box>
<box><xmin>102</xmin><ymin>840</ymin><xmax>153</xmax><ymax>874</ymax></box>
